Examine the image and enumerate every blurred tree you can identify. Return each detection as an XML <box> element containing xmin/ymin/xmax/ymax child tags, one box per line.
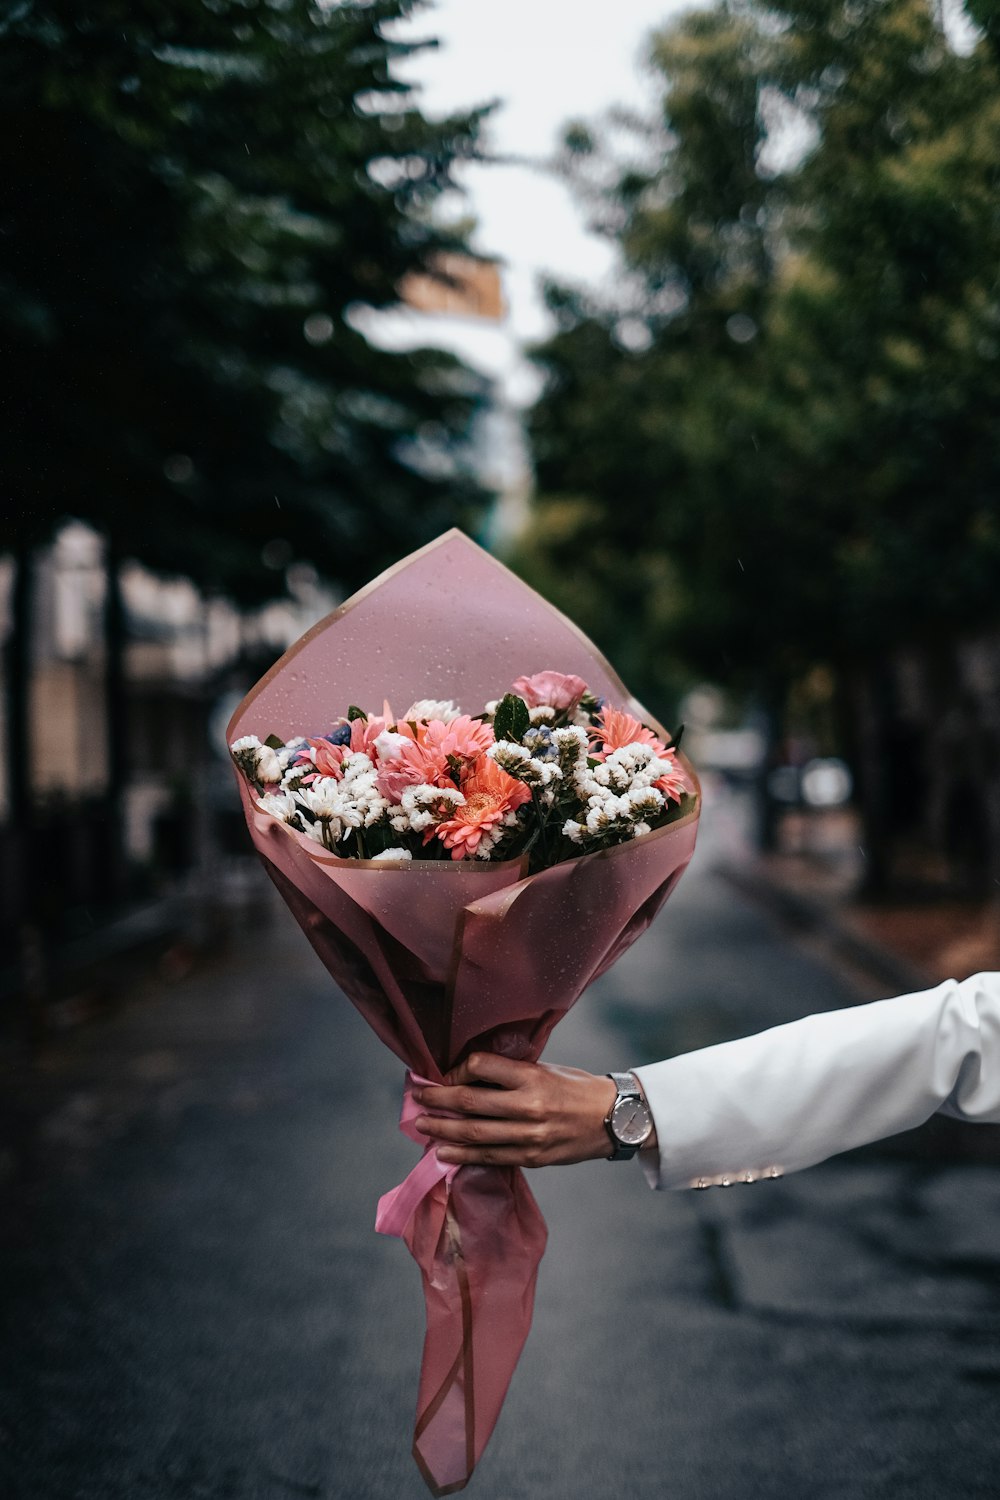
<box><xmin>517</xmin><ymin>0</ymin><xmax>1000</xmax><ymax>889</ymax></box>
<box><xmin>0</xmin><ymin>0</ymin><xmax>491</xmax><ymax>932</ymax></box>
<box><xmin>0</xmin><ymin>0</ymin><xmax>490</xmax><ymax>593</ymax></box>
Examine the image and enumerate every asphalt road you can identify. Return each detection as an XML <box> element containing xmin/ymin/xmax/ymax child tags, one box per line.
<box><xmin>2</xmin><ymin>787</ymin><xmax>999</xmax><ymax>1499</ymax></box>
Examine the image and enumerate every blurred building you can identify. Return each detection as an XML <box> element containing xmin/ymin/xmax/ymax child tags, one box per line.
<box><xmin>364</xmin><ymin>252</ymin><xmax>534</xmax><ymax>546</ymax></box>
<box><xmin>0</xmin><ymin>522</ymin><xmax>340</xmax><ymax>948</ymax></box>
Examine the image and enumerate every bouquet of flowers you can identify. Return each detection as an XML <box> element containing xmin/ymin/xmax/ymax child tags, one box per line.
<box><xmin>231</xmin><ymin>681</ymin><xmax>693</xmax><ymax>870</ymax></box>
<box><xmin>227</xmin><ymin>532</ymin><xmax>699</xmax><ymax>1494</ymax></box>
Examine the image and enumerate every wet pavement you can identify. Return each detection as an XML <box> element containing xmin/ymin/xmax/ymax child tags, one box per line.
<box><xmin>2</xmin><ymin>786</ymin><xmax>999</xmax><ymax>1499</ymax></box>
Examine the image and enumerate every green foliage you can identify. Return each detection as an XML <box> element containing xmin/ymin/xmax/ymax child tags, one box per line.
<box><xmin>492</xmin><ymin>692</ymin><xmax>530</xmax><ymax>743</ymax></box>
<box><xmin>1</xmin><ymin>0</ymin><xmax>491</xmax><ymax>597</ymax></box>
<box><xmin>520</xmin><ymin>0</ymin><xmax>1000</xmax><ymax>702</ymax></box>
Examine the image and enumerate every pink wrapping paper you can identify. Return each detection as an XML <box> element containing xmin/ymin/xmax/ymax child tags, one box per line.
<box><xmin>228</xmin><ymin>531</ymin><xmax>699</xmax><ymax>1493</ymax></box>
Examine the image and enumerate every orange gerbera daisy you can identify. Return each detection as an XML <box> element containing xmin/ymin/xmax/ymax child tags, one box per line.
<box><xmin>433</xmin><ymin>755</ymin><xmax>531</xmax><ymax>860</ymax></box>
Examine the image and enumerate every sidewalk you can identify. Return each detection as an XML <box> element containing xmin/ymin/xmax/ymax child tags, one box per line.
<box><xmin>723</xmin><ymin>803</ymin><xmax>1000</xmax><ymax>998</ymax></box>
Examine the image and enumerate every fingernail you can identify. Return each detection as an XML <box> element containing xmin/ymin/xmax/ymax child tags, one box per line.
<box><xmin>414</xmin><ymin>1114</ymin><xmax>428</xmax><ymax>1129</ymax></box>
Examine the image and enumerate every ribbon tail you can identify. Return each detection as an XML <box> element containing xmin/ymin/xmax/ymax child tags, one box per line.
<box><xmin>376</xmin><ymin>1149</ymin><xmax>456</xmax><ymax>1239</ymax></box>
<box><xmin>375</xmin><ymin>1071</ymin><xmax>549</xmax><ymax>1495</ymax></box>
<box><xmin>407</xmin><ymin>1169</ymin><xmax>549</xmax><ymax>1496</ymax></box>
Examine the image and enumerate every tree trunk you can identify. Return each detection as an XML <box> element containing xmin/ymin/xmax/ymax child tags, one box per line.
<box><xmin>843</xmin><ymin>663</ymin><xmax>893</xmax><ymax>898</ymax></box>
<box><xmin>3</xmin><ymin>544</ymin><xmax>46</xmax><ymax>1043</ymax></box>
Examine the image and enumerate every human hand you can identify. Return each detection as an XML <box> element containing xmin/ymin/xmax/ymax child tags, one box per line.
<box><xmin>413</xmin><ymin>1054</ymin><xmax>655</xmax><ymax>1168</ymax></box>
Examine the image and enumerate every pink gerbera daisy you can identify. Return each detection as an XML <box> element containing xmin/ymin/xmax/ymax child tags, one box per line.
<box><xmin>304</xmin><ymin>737</ymin><xmax>349</xmax><ymax>778</ymax></box>
<box><xmin>592</xmin><ymin>705</ymin><xmax>668</xmax><ymax>759</ymax></box>
<box><xmin>418</xmin><ymin>715</ymin><xmax>495</xmax><ymax>763</ymax></box>
<box><xmin>652</xmin><ymin>761</ymin><xmax>687</xmax><ymax>806</ymax></box>
<box><xmin>376</xmin><ymin>735</ymin><xmax>450</xmax><ymax>803</ymax></box>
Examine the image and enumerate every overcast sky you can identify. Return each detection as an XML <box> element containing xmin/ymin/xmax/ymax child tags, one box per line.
<box><xmin>363</xmin><ymin>1</ymin><xmax>693</xmax><ymax>403</ymax></box>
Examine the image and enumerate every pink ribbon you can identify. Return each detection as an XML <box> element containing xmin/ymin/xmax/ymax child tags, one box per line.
<box><xmin>375</xmin><ymin>1072</ymin><xmax>459</xmax><ymax>1239</ymax></box>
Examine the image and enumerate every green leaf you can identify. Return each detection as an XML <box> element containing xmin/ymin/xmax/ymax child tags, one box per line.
<box><xmin>493</xmin><ymin>692</ymin><xmax>530</xmax><ymax>743</ymax></box>
<box><xmin>264</xmin><ymin>734</ymin><xmax>285</xmax><ymax>750</ymax></box>
<box><xmin>670</xmin><ymin>723</ymin><xmax>685</xmax><ymax>752</ymax></box>
<box><xmin>347</xmin><ymin>705</ymin><xmax>368</xmax><ymax>722</ymax></box>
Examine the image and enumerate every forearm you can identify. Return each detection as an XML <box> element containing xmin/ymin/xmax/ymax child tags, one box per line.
<box><xmin>635</xmin><ymin>972</ymin><xmax>1000</xmax><ymax>1190</ymax></box>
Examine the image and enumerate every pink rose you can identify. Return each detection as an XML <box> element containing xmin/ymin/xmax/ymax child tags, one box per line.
<box><xmin>510</xmin><ymin>670</ymin><xmax>589</xmax><ymax>713</ymax></box>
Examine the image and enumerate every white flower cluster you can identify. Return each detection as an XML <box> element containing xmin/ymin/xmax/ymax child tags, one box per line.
<box><xmin>250</xmin><ymin>750</ymin><xmax>392</xmax><ymax>852</ymax></box>
<box><xmin>233</xmin><ymin>734</ymin><xmax>314</xmax><ymax>788</ymax></box>
<box><xmin>563</xmin><ymin>742</ymin><xmax>673</xmax><ymax>846</ymax></box>
<box><xmin>551</xmin><ymin>725</ymin><xmax>589</xmax><ymax>774</ymax></box>
<box><xmin>338</xmin><ymin>752</ymin><xmax>392</xmax><ymax>828</ymax></box>
<box><xmin>488</xmin><ymin>739</ymin><xmax>562</xmax><ymax>790</ymax></box>
<box><xmin>388</xmin><ymin>784</ymin><xmax>464</xmax><ymax>837</ymax></box>
<box><xmin>296</xmin><ymin>779</ymin><xmax>364</xmax><ymax>847</ymax></box>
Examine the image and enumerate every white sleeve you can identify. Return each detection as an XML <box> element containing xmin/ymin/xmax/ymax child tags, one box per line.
<box><xmin>632</xmin><ymin>971</ymin><xmax>1000</xmax><ymax>1191</ymax></box>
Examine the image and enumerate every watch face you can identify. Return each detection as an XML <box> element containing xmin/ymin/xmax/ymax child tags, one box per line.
<box><xmin>610</xmin><ymin>1095</ymin><xmax>652</xmax><ymax>1147</ymax></box>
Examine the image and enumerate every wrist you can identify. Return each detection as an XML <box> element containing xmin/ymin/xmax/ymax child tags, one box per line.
<box><xmin>593</xmin><ymin>1075</ymin><xmax>618</xmax><ymax>1158</ymax></box>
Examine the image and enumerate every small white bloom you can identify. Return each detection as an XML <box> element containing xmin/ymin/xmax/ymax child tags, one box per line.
<box><xmin>257</xmin><ymin>790</ymin><xmax>298</xmax><ymax>823</ymax></box>
<box><xmin>231</xmin><ymin>735</ymin><xmax>262</xmax><ymax>755</ymax></box>
<box><xmin>256</xmin><ymin>745</ymin><xmax>283</xmax><ymax>783</ymax></box>
<box><xmin>528</xmin><ymin>705</ymin><xmax>556</xmax><ymax>725</ymax></box>
<box><xmin>370</xmin><ymin>848</ymin><xmax>413</xmax><ymax>863</ymax></box>
<box><xmin>402</xmin><ymin>699</ymin><xmax>461</xmax><ymax>724</ymax></box>
<box><xmin>632</xmin><ymin>822</ymin><xmax>652</xmax><ymax>839</ymax></box>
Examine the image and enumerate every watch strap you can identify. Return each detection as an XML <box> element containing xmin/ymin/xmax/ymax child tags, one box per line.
<box><xmin>608</xmin><ymin>1070</ymin><xmax>640</xmax><ymax>1099</ymax></box>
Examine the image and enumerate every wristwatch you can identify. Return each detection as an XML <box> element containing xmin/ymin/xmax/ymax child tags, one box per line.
<box><xmin>604</xmin><ymin>1071</ymin><xmax>654</xmax><ymax>1160</ymax></box>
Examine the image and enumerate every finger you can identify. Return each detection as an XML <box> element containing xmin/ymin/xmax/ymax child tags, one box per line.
<box><xmin>414</xmin><ymin>1083</ymin><xmax>533</xmax><ymax>1118</ymax></box>
<box><xmin>436</xmin><ymin>1144</ymin><xmax>544</xmax><ymax>1167</ymax></box>
<box><xmin>445</xmin><ymin>1053</ymin><xmax>537</xmax><ymax>1089</ymax></box>
<box><xmin>415</xmin><ymin>1113</ymin><xmax>534</xmax><ymax>1145</ymax></box>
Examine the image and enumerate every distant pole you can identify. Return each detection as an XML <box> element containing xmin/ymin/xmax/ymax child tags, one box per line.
<box><xmin>3</xmin><ymin>542</ymin><xmax>46</xmax><ymax>1043</ymax></box>
<box><xmin>5</xmin><ymin>542</ymin><xmax>32</xmax><ymax>820</ymax></box>
<box><xmin>103</xmin><ymin>532</ymin><xmax>128</xmax><ymax>905</ymax></box>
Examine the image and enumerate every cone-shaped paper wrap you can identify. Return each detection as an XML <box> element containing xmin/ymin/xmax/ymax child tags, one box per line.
<box><xmin>228</xmin><ymin>531</ymin><xmax>699</xmax><ymax>1494</ymax></box>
